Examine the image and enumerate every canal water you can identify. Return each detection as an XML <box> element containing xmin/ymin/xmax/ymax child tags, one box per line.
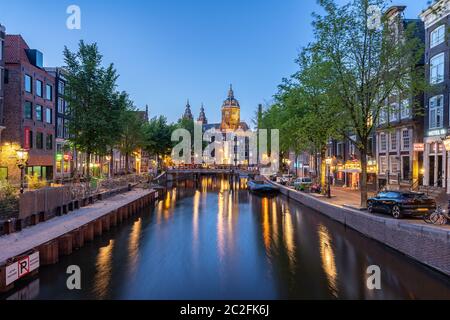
<box><xmin>4</xmin><ymin>176</ymin><xmax>450</xmax><ymax>300</ymax></box>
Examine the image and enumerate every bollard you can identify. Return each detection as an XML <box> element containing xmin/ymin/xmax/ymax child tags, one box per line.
<box><xmin>38</xmin><ymin>241</ymin><xmax>59</xmax><ymax>265</ymax></box>
<box><xmin>30</xmin><ymin>214</ymin><xmax>39</xmax><ymax>226</ymax></box>
<box><xmin>3</xmin><ymin>220</ymin><xmax>15</xmax><ymax>235</ymax></box>
<box><xmin>58</xmin><ymin>234</ymin><xmax>73</xmax><ymax>256</ymax></box>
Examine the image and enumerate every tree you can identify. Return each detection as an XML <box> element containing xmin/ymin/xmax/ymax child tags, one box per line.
<box><xmin>143</xmin><ymin>116</ymin><xmax>175</xmax><ymax>174</ymax></box>
<box><xmin>309</xmin><ymin>0</ymin><xmax>424</xmax><ymax>207</ymax></box>
<box><xmin>118</xmin><ymin>106</ymin><xmax>146</xmax><ymax>174</ymax></box>
<box><xmin>64</xmin><ymin>41</ymin><xmax>124</xmax><ymax>179</ymax></box>
<box><xmin>260</xmin><ymin>49</ymin><xmax>342</xmax><ymax>188</ymax></box>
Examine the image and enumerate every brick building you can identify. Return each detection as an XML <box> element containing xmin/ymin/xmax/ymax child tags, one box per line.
<box><xmin>3</xmin><ymin>35</ymin><xmax>56</xmax><ymax>182</ymax></box>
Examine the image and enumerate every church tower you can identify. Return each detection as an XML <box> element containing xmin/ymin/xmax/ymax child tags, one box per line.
<box><xmin>182</xmin><ymin>99</ymin><xmax>193</xmax><ymax>121</ymax></box>
<box><xmin>197</xmin><ymin>103</ymin><xmax>208</xmax><ymax>125</ymax></box>
<box><xmin>220</xmin><ymin>84</ymin><xmax>240</xmax><ymax>130</ymax></box>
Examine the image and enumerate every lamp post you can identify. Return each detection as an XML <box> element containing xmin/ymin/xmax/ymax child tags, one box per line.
<box><xmin>325</xmin><ymin>157</ymin><xmax>332</xmax><ymax>199</ymax></box>
<box><xmin>16</xmin><ymin>148</ymin><xmax>29</xmax><ymax>194</ymax></box>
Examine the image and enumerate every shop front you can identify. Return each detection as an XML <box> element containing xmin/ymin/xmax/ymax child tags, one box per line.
<box><xmin>423</xmin><ymin>133</ymin><xmax>450</xmax><ymax>192</ymax></box>
<box><xmin>334</xmin><ymin>159</ymin><xmax>377</xmax><ymax>191</ymax></box>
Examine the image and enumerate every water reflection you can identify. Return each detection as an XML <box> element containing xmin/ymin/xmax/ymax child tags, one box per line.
<box><xmin>6</xmin><ymin>176</ymin><xmax>450</xmax><ymax>300</ymax></box>
<box><xmin>128</xmin><ymin>218</ymin><xmax>142</xmax><ymax>276</ymax></box>
<box><xmin>318</xmin><ymin>224</ymin><xmax>338</xmax><ymax>298</ymax></box>
<box><xmin>93</xmin><ymin>239</ymin><xmax>115</xmax><ymax>299</ymax></box>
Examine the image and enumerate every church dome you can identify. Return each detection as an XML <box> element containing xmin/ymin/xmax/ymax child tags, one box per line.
<box><xmin>222</xmin><ymin>84</ymin><xmax>240</xmax><ymax>109</ymax></box>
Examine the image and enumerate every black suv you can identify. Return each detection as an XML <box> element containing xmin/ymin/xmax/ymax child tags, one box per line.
<box><xmin>367</xmin><ymin>191</ymin><xmax>436</xmax><ymax>219</ymax></box>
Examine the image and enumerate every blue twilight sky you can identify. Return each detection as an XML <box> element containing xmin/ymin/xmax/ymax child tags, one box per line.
<box><xmin>1</xmin><ymin>0</ymin><xmax>431</xmax><ymax>124</ymax></box>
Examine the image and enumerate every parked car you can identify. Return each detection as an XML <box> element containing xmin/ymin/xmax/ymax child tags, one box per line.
<box><xmin>293</xmin><ymin>177</ymin><xmax>313</xmax><ymax>191</ymax></box>
<box><xmin>367</xmin><ymin>191</ymin><xmax>436</xmax><ymax>219</ymax></box>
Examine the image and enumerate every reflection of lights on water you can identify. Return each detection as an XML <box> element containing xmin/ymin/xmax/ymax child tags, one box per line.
<box><xmin>262</xmin><ymin>197</ymin><xmax>270</xmax><ymax>249</ymax></box>
<box><xmin>318</xmin><ymin>224</ymin><xmax>339</xmax><ymax>298</ymax></box>
<box><xmin>193</xmin><ymin>190</ymin><xmax>200</xmax><ymax>245</ymax></box>
<box><xmin>283</xmin><ymin>207</ymin><xmax>295</xmax><ymax>266</ymax></box>
<box><xmin>217</xmin><ymin>191</ymin><xmax>225</xmax><ymax>259</ymax></box>
<box><xmin>128</xmin><ymin>218</ymin><xmax>142</xmax><ymax>276</ymax></box>
<box><xmin>94</xmin><ymin>239</ymin><xmax>115</xmax><ymax>299</ymax></box>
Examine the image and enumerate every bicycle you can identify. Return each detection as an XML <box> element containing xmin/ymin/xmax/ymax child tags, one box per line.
<box><xmin>423</xmin><ymin>205</ymin><xmax>449</xmax><ymax>225</ymax></box>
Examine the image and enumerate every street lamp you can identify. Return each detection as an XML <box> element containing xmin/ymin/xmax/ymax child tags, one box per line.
<box><xmin>325</xmin><ymin>157</ymin><xmax>333</xmax><ymax>199</ymax></box>
<box><xmin>16</xmin><ymin>148</ymin><xmax>29</xmax><ymax>194</ymax></box>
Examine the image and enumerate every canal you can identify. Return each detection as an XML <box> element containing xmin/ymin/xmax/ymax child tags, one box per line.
<box><xmin>4</xmin><ymin>176</ymin><xmax>450</xmax><ymax>300</ymax></box>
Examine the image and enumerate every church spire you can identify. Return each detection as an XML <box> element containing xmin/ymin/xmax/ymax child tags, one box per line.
<box><xmin>197</xmin><ymin>103</ymin><xmax>208</xmax><ymax>125</ymax></box>
<box><xmin>228</xmin><ymin>84</ymin><xmax>234</xmax><ymax>99</ymax></box>
<box><xmin>183</xmin><ymin>99</ymin><xmax>193</xmax><ymax>121</ymax></box>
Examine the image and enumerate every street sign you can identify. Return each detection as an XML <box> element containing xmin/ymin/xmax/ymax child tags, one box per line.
<box><xmin>413</xmin><ymin>143</ymin><xmax>424</xmax><ymax>152</ymax></box>
<box><xmin>5</xmin><ymin>252</ymin><xmax>40</xmax><ymax>286</ymax></box>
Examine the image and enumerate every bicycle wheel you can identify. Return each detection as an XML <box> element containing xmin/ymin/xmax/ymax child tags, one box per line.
<box><xmin>430</xmin><ymin>212</ymin><xmax>441</xmax><ymax>225</ymax></box>
<box><xmin>423</xmin><ymin>213</ymin><xmax>433</xmax><ymax>224</ymax></box>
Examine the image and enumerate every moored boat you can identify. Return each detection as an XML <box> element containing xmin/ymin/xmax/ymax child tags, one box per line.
<box><xmin>247</xmin><ymin>180</ymin><xmax>279</xmax><ymax>194</ymax></box>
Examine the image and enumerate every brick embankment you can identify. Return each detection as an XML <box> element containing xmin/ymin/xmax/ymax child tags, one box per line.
<box><xmin>272</xmin><ymin>181</ymin><xmax>450</xmax><ymax>276</ymax></box>
<box><xmin>0</xmin><ymin>188</ymin><xmax>158</xmax><ymax>292</ymax></box>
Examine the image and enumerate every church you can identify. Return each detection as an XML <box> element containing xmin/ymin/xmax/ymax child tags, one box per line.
<box><xmin>182</xmin><ymin>85</ymin><xmax>251</xmax><ymax>166</ymax></box>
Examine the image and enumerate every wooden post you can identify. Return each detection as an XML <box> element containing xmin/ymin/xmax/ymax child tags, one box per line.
<box><xmin>38</xmin><ymin>241</ymin><xmax>59</xmax><ymax>265</ymax></box>
<box><xmin>102</xmin><ymin>215</ymin><xmax>111</xmax><ymax>232</ymax></box>
<box><xmin>94</xmin><ymin>219</ymin><xmax>103</xmax><ymax>237</ymax></box>
<box><xmin>72</xmin><ymin>228</ymin><xmax>85</xmax><ymax>249</ymax></box>
<box><xmin>58</xmin><ymin>234</ymin><xmax>73</xmax><ymax>256</ymax></box>
<box><xmin>83</xmin><ymin>223</ymin><xmax>94</xmax><ymax>242</ymax></box>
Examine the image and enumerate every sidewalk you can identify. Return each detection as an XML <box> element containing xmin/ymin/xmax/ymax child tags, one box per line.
<box><xmin>308</xmin><ymin>186</ymin><xmax>375</xmax><ymax>209</ymax></box>
<box><xmin>0</xmin><ymin>188</ymin><xmax>154</xmax><ymax>264</ymax></box>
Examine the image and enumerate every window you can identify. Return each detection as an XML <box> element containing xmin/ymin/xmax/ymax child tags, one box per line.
<box><xmin>379</xmin><ymin>156</ymin><xmax>387</xmax><ymax>174</ymax></box>
<box><xmin>429</xmin><ymin>95</ymin><xmax>444</xmax><ymax>129</ymax></box>
<box><xmin>58</xmin><ymin>80</ymin><xmax>65</xmax><ymax>95</ymax></box>
<box><xmin>36</xmin><ymin>79</ymin><xmax>43</xmax><ymax>97</ymax></box>
<box><xmin>379</xmin><ymin>107</ymin><xmax>387</xmax><ymax>124</ymax></box>
<box><xmin>380</xmin><ymin>133</ymin><xmax>387</xmax><ymax>152</ymax></box>
<box><xmin>0</xmin><ymin>39</ymin><xmax>3</xmax><ymax>61</ymax></box>
<box><xmin>24</xmin><ymin>101</ymin><xmax>33</xmax><ymax>119</ymax></box>
<box><xmin>64</xmin><ymin>120</ymin><xmax>69</xmax><ymax>139</ymax></box>
<box><xmin>390</xmin><ymin>155</ymin><xmax>400</xmax><ymax>173</ymax></box>
<box><xmin>26</xmin><ymin>130</ymin><xmax>33</xmax><ymax>149</ymax></box>
<box><xmin>402</xmin><ymin>129</ymin><xmax>410</xmax><ymax>150</ymax></box>
<box><xmin>430</xmin><ymin>53</ymin><xmax>445</xmax><ymax>84</ymax></box>
<box><xmin>45</xmin><ymin>108</ymin><xmax>52</xmax><ymax>124</ymax></box>
<box><xmin>337</xmin><ymin>142</ymin><xmax>344</xmax><ymax>157</ymax></box>
<box><xmin>57</xmin><ymin>117</ymin><xmax>64</xmax><ymax>138</ymax></box>
<box><xmin>400</xmin><ymin>99</ymin><xmax>410</xmax><ymax>119</ymax></box>
<box><xmin>390</xmin><ymin>103</ymin><xmax>399</xmax><ymax>122</ymax></box>
<box><xmin>25</xmin><ymin>74</ymin><xmax>32</xmax><ymax>93</ymax></box>
<box><xmin>58</xmin><ymin>98</ymin><xmax>65</xmax><ymax>114</ymax></box>
<box><xmin>402</xmin><ymin>156</ymin><xmax>411</xmax><ymax>180</ymax></box>
<box><xmin>36</xmin><ymin>132</ymin><xmax>43</xmax><ymax>149</ymax></box>
<box><xmin>46</xmin><ymin>84</ymin><xmax>52</xmax><ymax>100</ymax></box>
<box><xmin>431</xmin><ymin>25</ymin><xmax>446</xmax><ymax>48</ymax></box>
<box><xmin>390</xmin><ymin>132</ymin><xmax>397</xmax><ymax>151</ymax></box>
<box><xmin>46</xmin><ymin>134</ymin><xmax>53</xmax><ymax>150</ymax></box>
<box><xmin>35</xmin><ymin>105</ymin><xmax>43</xmax><ymax>121</ymax></box>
